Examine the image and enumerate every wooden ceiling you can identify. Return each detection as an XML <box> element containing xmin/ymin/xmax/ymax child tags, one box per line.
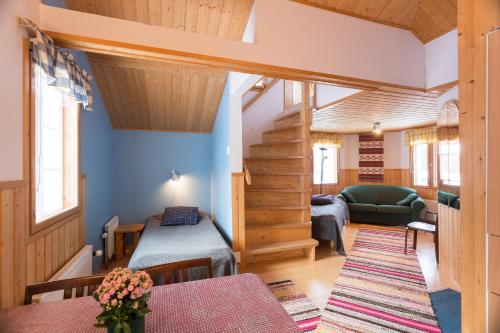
<box><xmin>89</xmin><ymin>54</ymin><xmax>228</xmax><ymax>132</ymax></box>
<box><xmin>66</xmin><ymin>0</ymin><xmax>254</xmax><ymax>41</ymax></box>
<box><xmin>291</xmin><ymin>0</ymin><xmax>457</xmax><ymax>43</ymax></box>
<box><xmin>65</xmin><ymin>0</ymin><xmax>254</xmax><ymax>132</ymax></box>
<box><xmin>312</xmin><ymin>90</ymin><xmax>441</xmax><ymax>133</ymax></box>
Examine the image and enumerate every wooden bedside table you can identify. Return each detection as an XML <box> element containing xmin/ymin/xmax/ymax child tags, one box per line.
<box><xmin>114</xmin><ymin>224</ymin><xmax>144</xmax><ymax>260</ymax></box>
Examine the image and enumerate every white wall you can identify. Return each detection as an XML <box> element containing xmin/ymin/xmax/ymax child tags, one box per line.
<box><xmin>339</xmin><ymin>132</ymin><xmax>409</xmax><ymax>170</ymax></box>
<box><xmin>425</xmin><ymin>29</ymin><xmax>458</xmax><ymax>88</ymax></box>
<box><xmin>316</xmin><ymin>84</ymin><xmax>360</xmax><ymax>107</ymax></box>
<box><xmin>0</xmin><ymin>0</ymin><xmax>40</xmax><ymax>181</ymax></box>
<box><xmin>242</xmin><ymin>80</ymin><xmax>285</xmax><ymax>157</ymax></box>
<box><xmin>40</xmin><ymin>0</ymin><xmax>426</xmax><ymax>89</ymax></box>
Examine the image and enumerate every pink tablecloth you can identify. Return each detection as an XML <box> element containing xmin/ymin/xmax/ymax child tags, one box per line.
<box><xmin>0</xmin><ymin>273</ymin><xmax>301</xmax><ymax>333</ymax></box>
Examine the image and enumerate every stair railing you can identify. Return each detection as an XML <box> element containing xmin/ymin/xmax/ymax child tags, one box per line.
<box><xmin>243</xmin><ymin>160</ymin><xmax>252</xmax><ymax>185</ymax></box>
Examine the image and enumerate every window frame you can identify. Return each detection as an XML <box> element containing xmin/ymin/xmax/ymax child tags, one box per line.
<box><xmin>284</xmin><ymin>81</ymin><xmax>316</xmax><ymax>109</ymax></box>
<box><xmin>410</xmin><ymin>142</ymin><xmax>438</xmax><ymax>189</ymax></box>
<box><xmin>312</xmin><ymin>145</ymin><xmax>340</xmax><ymax>186</ymax></box>
<box><xmin>28</xmin><ymin>48</ymin><xmax>82</xmax><ymax>235</ymax></box>
<box><xmin>437</xmin><ymin>140</ymin><xmax>461</xmax><ymax>189</ymax></box>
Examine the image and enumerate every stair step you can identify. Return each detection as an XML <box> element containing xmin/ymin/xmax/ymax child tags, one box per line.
<box><xmin>246</xmin><ymin>205</ymin><xmax>309</xmax><ymax>210</ymax></box>
<box><xmin>262</xmin><ymin>123</ymin><xmax>304</xmax><ymax>134</ymax></box>
<box><xmin>246</xmin><ymin>239</ymin><xmax>318</xmax><ymax>256</ymax></box>
<box><xmin>250</xmin><ymin>139</ymin><xmax>304</xmax><ymax>147</ymax></box>
<box><xmin>274</xmin><ymin>111</ymin><xmax>301</xmax><ymax>122</ymax></box>
<box><xmin>245</xmin><ymin>187</ymin><xmax>310</xmax><ymax>192</ymax></box>
<box><xmin>246</xmin><ymin>222</ymin><xmax>311</xmax><ymax>230</ymax></box>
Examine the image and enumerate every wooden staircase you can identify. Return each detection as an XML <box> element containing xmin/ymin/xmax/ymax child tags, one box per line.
<box><xmin>243</xmin><ymin>104</ymin><xmax>318</xmax><ymax>264</ymax></box>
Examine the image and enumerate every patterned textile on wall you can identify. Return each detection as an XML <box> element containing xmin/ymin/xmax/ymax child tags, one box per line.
<box><xmin>359</xmin><ymin>133</ymin><xmax>384</xmax><ymax>182</ymax></box>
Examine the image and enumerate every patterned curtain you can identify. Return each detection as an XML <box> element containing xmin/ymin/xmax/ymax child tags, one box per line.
<box><xmin>19</xmin><ymin>18</ymin><xmax>93</xmax><ymax>111</ymax></box>
<box><xmin>311</xmin><ymin>132</ymin><xmax>344</xmax><ymax>148</ymax></box>
<box><xmin>404</xmin><ymin>126</ymin><xmax>437</xmax><ymax>146</ymax></box>
<box><xmin>437</xmin><ymin>126</ymin><xmax>459</xmax><ymax>142</ymax></box>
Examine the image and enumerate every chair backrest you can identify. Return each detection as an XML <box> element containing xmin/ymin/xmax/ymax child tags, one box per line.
<box><xmin>143</xmin><ymin>258</ymin><xmax>212</xmax><ymax>286</ymax></box>
<box><xmin>24</xmin><ymin>274</ymin><xmax>106</xmax><ymax>305</ymax></box>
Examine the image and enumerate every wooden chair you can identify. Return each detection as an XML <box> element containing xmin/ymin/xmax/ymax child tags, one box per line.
<box><xmin>404</xmin><ymin>210</ymin><xmax>439</xmax><ymax>262</ymax></box>
<box><xmin>143</xmin><ymin>257</ymin><xmax>213</xmax><ymax>286</ymax></box>
<box><xmin>24</xmin><ymin>274</ymin><xmax>106</xmax><ymax>305</ymax></box>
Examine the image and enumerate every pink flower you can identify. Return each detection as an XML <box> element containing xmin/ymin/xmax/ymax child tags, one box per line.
<box><xmin>111</xmin><ymin>299</ymin><xmax>118</xmax><ymax>306</ymax></box>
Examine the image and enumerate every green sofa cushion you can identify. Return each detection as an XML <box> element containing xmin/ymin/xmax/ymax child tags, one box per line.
<box><xmin>342</xmin><ymin>191</ymin><xmax>358</xmax><ymax>203</ymax></box>
<box><xmin>342</xmin><ymin>185</ymin><xmax>417</xmax><ymax>205</ymax></box>
<box><xmin>396</xmin><ymin>193</ymin><xmax>419</xmax><ymax>206</ymax></box>
<box><xmin>377</xmin><ymin>205</ymin><xmax>412</xmax><ymax>215</ymax></box>
<box><xmin>348</xmin><ymin>203</ymin><xmax>377</xmax><ymax>212</ymax></box>
<box><xmin>438</xmin><ymin>191</ymin><xmax>459</xmax><ymax>206</ymax></box>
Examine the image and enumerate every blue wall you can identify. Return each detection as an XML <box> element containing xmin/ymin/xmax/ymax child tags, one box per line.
<box><xmin>71</xmin><ymin>51</ymin><xmax>115</xmax><ymax>271</ymax></box>
<box><xmin>211</xmin><ymin>83</ymin><xmax>233</xmax><ymax>242</ymax></box>
<box><xmin>112</xmin><ymin>130</ymin><xmax>213</xmax><ymax>224</ymax></box>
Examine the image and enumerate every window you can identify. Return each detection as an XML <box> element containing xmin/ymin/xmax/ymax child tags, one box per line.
<box><xmin>412</xmin><ymin>143</ymin><xmax>430</xmax><ymax>187</ymax></box>
<box><xmin>313</xmin><ymin>145</ymin><xmax>338</xmax><ymax>185</ymax></box>
<box><xmin>33</xmin><ymin>64</ymin><xmax>79</xmax><ymax>224</ymax></box>
<box><xmin>292</xmin><ymin>81</ymin><xmax>302</xmax><ymax>106</ymax></box>
<box><xmin>284</xmin><ymin>81</ymin><xmax>315</xmax><ymax>109</ymax></box>
<box><xmin>439</xmin><ymin>141</ymin><xmax>460</xmax><ymax>186</ymax></box>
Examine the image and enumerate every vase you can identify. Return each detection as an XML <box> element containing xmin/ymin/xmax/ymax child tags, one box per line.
<box><xmin>107</xmin><ymin>316</ymin><xmax>145</xmax><ymax>333</ymax></box>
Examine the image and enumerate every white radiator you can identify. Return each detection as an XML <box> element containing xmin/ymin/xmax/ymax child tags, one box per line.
<box><xmin>39</xmin><ymin>245</ymin><xmax>93</xmax><ymax>303</ymax></box>
<box><xmin>104</xmin><ymin>216</ymin><xmax>119</xmax><ymax>260</ymax></box>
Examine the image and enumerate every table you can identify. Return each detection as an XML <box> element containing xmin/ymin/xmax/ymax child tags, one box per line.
<box><xmin>0</xmin><ymin>274</ymin><xmax>301</xmax><ymax>333</ymax></box>
<box><xmin>114</xmin><ymin>224</ymin><xmax>144</xmax><ymax>260</ymax></box>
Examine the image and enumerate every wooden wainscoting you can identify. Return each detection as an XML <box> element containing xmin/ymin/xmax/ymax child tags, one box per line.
<box><xmin>0</xmin><ymin>178</ymin><xmax>86</xmax><ymax>308</ymax></box>
<box><xmin>438</xmin><ymin>203</ymin><xmax>461</xmax><ymax>290</ymax></box>
<box><xmin>231</xmin><ymin>172</ymin><xmax>246</xmax><ymax>270</ymax></box>
<box><xmin>312</xmin><ymin>169</ymin><xmax>436</xmax><ymax>200</ymax></box>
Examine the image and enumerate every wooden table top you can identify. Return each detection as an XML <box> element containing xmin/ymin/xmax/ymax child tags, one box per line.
<box><xmin>0</xmin><ymin>274</ymin><xmax>300</xmax><ymax>333</ymax></box>
<box><xmin>115</xmin><ymin>223</ymin><xmax>144</xmax><ymax>233</ymax></box>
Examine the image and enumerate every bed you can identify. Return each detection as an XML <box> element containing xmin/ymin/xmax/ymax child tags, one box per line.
<box><xmin>311</xmin><ymin>195</ymin><xmax>350</xmax><ymax>255</ymax></box>
<box><xmin>128</xmin><ymin>214</ymin><xmax>235</xmax><ymax>278</ymax></box>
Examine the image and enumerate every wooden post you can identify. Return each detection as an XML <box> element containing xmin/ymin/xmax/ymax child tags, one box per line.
<box><xmin>458</xmin><ymin>0</ymin><xmax>500</xmax><ymax>331</ymax></box>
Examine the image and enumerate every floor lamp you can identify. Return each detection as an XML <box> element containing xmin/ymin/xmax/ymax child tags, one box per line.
<box><xmin>319</xmin><ymin>147</ymin><xmax>328</xmax><ymax>194</ymax></box>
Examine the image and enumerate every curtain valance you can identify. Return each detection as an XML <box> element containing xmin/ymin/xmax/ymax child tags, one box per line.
<box><xmin>19</xmin><ymin>18</ymin><xmax>93</xmax><ymax>111</ymax></box>
<box><xmin>404</xmin><ymin>126</ymin><xmax>437</xmax><ymax>146</ymax></box>
<box><xmin>311</xmin><ymin>132</ymin><xmax>344</xmax><ymax>148</ymax></box>
<box><xmin>437</xmin><ymin>126</ymin><xmax>459</xmax><ymax>142</ymax></box>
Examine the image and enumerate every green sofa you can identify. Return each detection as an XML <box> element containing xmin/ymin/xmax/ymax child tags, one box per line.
<box><xmin>339</xmin><ymin>185</ymin><xmax>425</xmax><ymax>226</ymax></box>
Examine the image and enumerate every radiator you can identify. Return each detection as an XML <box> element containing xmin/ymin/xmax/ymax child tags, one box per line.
<box><xmin>39</xmin><ymin>245</ymin><xmax>93</xmax><ymax>303</ymax></box>
<box><xmin>104</xmin><ymin>216</ymin><xmax>119</xmax><ymax>260</ymax></box>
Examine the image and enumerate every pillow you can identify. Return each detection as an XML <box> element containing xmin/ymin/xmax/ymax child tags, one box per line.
<box><xmin>311</xmin><ymin>194</ymin><xmax>335</xmax><ymax>205</ymax></box>
<box><xmin>161</xmin><ymin>206</ymin><xmax>199</xmax><ymax>226</ymax></box>
<box><xmin>342</xmin><ymin>191</ymin><xmax>357</xmax><ymax>203</ymax></box>
<box><xmin>396</xmin><ymin>193</ymin><xmax>419</xmax><ymax>206</ymax></box>
<box><xmin>438</xmin><ymin>191</ymin><xmax>459</xmax><ymax>207</ymax></box>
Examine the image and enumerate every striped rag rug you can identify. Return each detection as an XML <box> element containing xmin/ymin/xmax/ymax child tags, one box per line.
<box><xmin>316</xmin><ymin>227</ymin><xmax>441</xmax><ymax>333</ymax></box>
<box><xmin>269</xmin><ymin>280</ymin><xmax>321</xmax><ymax>332</ymax></box>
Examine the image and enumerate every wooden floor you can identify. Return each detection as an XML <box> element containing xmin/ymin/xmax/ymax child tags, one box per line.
<box><xmin>102</xmin><ymin>223</ymin><xmax>458</xmax><ymax>310</ymax></box>
<box><xmin>246</xmin><ymin>223</ymin><xmax>460</xmax><ymax>309</ymax></box>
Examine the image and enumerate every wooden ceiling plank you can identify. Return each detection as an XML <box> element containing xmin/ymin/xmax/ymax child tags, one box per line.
<box><xmin>90</xmin><ymin>63</ymin><xmax>120</xmax><ymax>128</ymax></box>
<box><xmin>135</xmin><ymin>0</ymin><xmax>150</xmax><ymax>24</ymax></box>
<box><xmin>206</xmin><ymin>0</ymin><xmax>223</xmax><ymax>37</ymax></box>
<box><xmin>160</xmin><ymin>0</ymin><xmax>174</xmax><ymax>27</ymax></box>
<box><xmin>195</xmin><ymin>0</ymin><xmax>211</xmax><ymax>35</ymax></box>
<box><xmin>104</xmin><ymin>0</ymin><xmax>126</xmax><ymax>20</ymax></box>
<box><xmin>94</xmin><ymin>0</ymin><xmax>112</xmax><ymax>17</ymax></box>
<box><xmin>217</xmin><ymin>0</ymin><xmax>235</xmax><ymax>39</ymax></box>
<box><xmin>185</xmin><ymin>0</ymin><xmax>200</xmax><ymax>33</ymax></box>
<box><xmin>173</xmin><ymin>0</ymin><xmax>187</xmax><ymax>30</ymax></box>
<box><xmin>226</xmin><ymin>0</ymin><xmax>247</xmax><ymax>40</ymax></box>
<box><xmin>148</xmin><ymin>0</ymin><xmax>162</xmax><ymax>25</ymax></box>
<box><xmin>235</xmin><ymin>0</ymin><xmax>254</xmax><ymax>41</ymax></box>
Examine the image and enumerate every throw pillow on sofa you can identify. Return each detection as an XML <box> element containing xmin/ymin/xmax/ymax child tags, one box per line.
<box><xmin>396</xmin><ymin>193</ymin><xmax>419</xmax><ymax>206</ymax></box>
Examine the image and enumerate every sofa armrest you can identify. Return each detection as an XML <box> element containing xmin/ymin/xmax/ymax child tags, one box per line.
<box><xmin>337</xmin><ymin>194</ymin><xmax>346</xmax><ymax>202</ymax></box>
<box><xmin>410</xmin><ymin>197</ymin><xmax>425</xmax><ymax>219</ymax></box>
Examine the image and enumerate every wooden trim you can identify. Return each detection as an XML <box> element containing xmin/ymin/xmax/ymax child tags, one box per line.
<box><xmin>23</xmin><ymin>38</ymin><xmax>30</xmax><ymax>181</ymax></box>
<box><xmin>45</xmin><ymin>31</ymin><xmax>428</xmax><ymax>92</ymax></box>
<box><xmin>426</xmin><ymin>80</ymin><xmax>459</xmax><ymax>93</ymax></box>
<box><xmin>231</xmin><ymin>173</ymin><xmax>246</xmax><ymax>271</ymax></box>
<box><xmin>30</xmin><ymin>208</ymin><xmax>81</xmax><ymax>238</ymax></box>
<box><xmin>243</xmin><ymin>78</ymin><xmax>279</xmax><ymax>112</ymax></box>
<box><xmin>0</xmin><ymin>180</ymin><xmax>28</xmax><ymax>190</ymax></box>
<box><xmin>413</xmin><ymin>26</ymin><xmax>459</xmax><ymax>45</ymax></box>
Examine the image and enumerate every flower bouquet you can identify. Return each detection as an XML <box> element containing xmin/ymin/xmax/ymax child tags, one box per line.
<box><xmin>94</xmin><ymin>268</ymin><xmax>153</xmax><ymax>333</ymax></box>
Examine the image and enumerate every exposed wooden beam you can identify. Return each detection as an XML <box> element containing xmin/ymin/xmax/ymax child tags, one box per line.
<box><xmin>45</xmin><ymin>31</ymin><xmax>428</xmax><ymax>92</ymax></box>
<box><xmin>242</xmin><ymin>78</ymin><xmax>279</xmax><ymax>112</ymax></box>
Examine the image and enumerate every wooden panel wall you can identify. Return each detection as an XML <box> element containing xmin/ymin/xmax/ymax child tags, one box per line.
<box><xmin>231</xmin><ymin>172</ymin><xmax>245</xmax><ymax>270</ymax></box>
<box><xmin>438</xmin><ymin>203</ymin><xmax>461</xmax><ymax>290</ymax></box>
<box><xmin>0</xmin><ymin>180</ymin><xmax>85</xmax><ymax>308</ymax></box>
<box><xmin>458</xmin><ymin>0</ymin><xmax>499</xmax><ymax>331</ymax></box>
<box><xmin>312</xmin><ymin>168</ymin><xmax>437</xmax><ymax>200</ymax></box>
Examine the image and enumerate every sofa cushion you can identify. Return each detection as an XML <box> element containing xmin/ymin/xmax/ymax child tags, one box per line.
<box><xmin>343</xmin><ymin>186</ymin><xmax>380</xmax><ymax>204</ymax></box>
<box><xmin>342</xmin><ymin>191</ymin><xmax>358</xmax><ymax>203</ymax></box>
<box><xmin>377</xmin><ymin>205</ymin><xmax>412</xmax><ymax>215</ymax></box>
<box><xmin>377</xmin><ymin>186</ymin><xmax>417</xmax><ymax>205</ymax></box>
<box><xmin>348</xmin><ymin>203</ymin><xmax>377</xmax><ymax>212</ymax></box>
<box><xmin>396</xmin><ymin>193</ymin><xmax>419</xmax><ymax>206</ymax></box>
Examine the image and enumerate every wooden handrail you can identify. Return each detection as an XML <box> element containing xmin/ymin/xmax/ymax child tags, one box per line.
<box><xmin>243</xmin><ymin>161</ymin><xmax>252</xmax><ymax>185</ymax></box>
